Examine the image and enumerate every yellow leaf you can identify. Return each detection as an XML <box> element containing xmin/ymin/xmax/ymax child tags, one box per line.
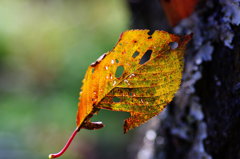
<box><xmin>77</xmin><ymin>29</ymin><xmax>192</xmax><ymax>133</ymax></box>
<box><xmin>49</xmin><ymin>30</ymin><xmax>192</xmax><ymax>158</ymax></box>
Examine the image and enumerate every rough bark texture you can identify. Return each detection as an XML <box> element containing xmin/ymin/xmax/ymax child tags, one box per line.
<box><xmin>127</xmin><ymin>0</ymin><xmax>240</xmax><ymax>159</ymax></box>
<box><xmin>197</xmin><ymin>29</ymin><xmax>240</xmax><ymax>159</ymax></box>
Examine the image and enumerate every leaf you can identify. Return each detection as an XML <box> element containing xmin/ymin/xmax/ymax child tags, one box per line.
<box><xmin>77</xmin><ymin>30</ymin><xmax>192</xmax><ymax>133</ymax></box>
<box><xmin>49</xmin><ymin>30</ymin><xmax>191</xmax><ymax>158</ymax></box>
<box><xmin>160</xmin><ymin>0</ymin><xmax>199</xmax><ymax>26</ymax></box>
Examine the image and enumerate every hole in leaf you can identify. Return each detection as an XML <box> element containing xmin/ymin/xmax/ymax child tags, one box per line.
<box><xmin>92</xmin><ymin>68</ymin><xmax>95</xmax><ymax>73</ymax></box>
<box><xmin>139</xmin><ymin>50</ymin><xmax>152</xmax><ymax>65</ymax></box>
<box><xmin>147</xmin><ymin>30</ymin><xmax>154</xmax><ymax>39</ymax></box>
<box><xmin>148</xmin><ymin>30</ymin><xmax>154</xmax><ymax>35</ymax></box>
<box><xmin>115</xmin><ymin>66</ymin><xmax>124</xmax><ymax>78</ymax></box>
<box><xmin>169</xmin><ymin>42</ymin><xmax>179</xmax><ymax>50</ymax></box>
<box><xmin>129</xmin><ymin>92</ymin><xmax>133</xmax><ymax>96</ymax></box>
<box><xmin>115</xmin><ymin>59</ymin><xmax>119</xmax><ymax>63</ymax></box>
<box><xmin>113</xmin><ymin>97</ymin><xmax>121</xmax><ymax>103</ymax></box>
<box><xmin>132</xmin><ymin>51</ymin><xmax>139</xmax><ymax>58</ymax></box>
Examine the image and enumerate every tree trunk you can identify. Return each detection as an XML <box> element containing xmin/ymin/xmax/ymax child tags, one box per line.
<box><xmin>127</xmin><ymin>0</ymin><xmax>240</xmax><ymax>159</ymax></box>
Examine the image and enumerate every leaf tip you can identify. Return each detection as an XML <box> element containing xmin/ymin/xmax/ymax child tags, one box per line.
<box><xmin>178</xmin><ymin>33</ymin><xmax>193</xmax><ymax>48</ymax></box>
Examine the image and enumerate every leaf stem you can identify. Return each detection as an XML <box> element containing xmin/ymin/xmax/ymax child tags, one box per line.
<box><xmin>49</xmin><ymin>127</ymin><xmax>80</xmax><ymax>158</ymax></box>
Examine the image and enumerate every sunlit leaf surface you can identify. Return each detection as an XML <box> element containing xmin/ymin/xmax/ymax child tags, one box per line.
<box><xmin>77</xmin><ymin>30</ymin><xmax>191</xmax><ymax>133</ymax></box>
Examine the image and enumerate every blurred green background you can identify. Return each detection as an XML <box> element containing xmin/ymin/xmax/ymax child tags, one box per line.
<box><xmin>0</xmin><ymin>0</ymin><xmax>134</xmax><ymax>159</ymax></box>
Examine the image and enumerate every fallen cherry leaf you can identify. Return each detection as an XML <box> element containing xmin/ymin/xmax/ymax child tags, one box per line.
<box><xmin>49</xmin><ymin>30</ymin><xmax>192</xmax><ymax>158</ymax></box>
